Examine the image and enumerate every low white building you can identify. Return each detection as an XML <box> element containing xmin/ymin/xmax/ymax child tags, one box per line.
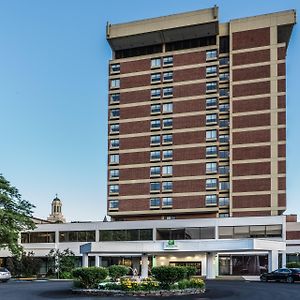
<box><xmin>2</xmin><ymin>215</ymin><xmax>299</xmax><ymax>278</ymax></box>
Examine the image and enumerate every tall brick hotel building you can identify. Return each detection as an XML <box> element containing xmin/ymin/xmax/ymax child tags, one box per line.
<box><xmin>106</xmin><ymin>7</ymin><xmax>295</xmax><ymax>221</ymax></box>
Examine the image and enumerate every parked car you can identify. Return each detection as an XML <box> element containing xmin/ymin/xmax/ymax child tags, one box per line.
<box><xmin>0</xmin><ymin>268</ymin><xmax>11</xmax><ymax>283</ymax></box>
<box><xmin>260</xmin><ymin>268</ymin><xmax>300</xmax><ymax>283</ymax></box>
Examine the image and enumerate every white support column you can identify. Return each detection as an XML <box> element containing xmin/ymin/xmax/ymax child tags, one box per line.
<box><xmin>206</xmin><ymin>252</ymin><xmax>216</xmax><ymax>279</ymax></box>
<box><xmin>95</xmin><ymin>256</ymin><xmax>102</xmax><ymax>267</ymax></box>
<box><xmin>82</xmin><ymin>253</ymin><xmax>89</xmax><ymax>267</ymax></box>
<box><xmin>141</xmin><ymin>254</ymin><xmax>149</xmax><ymax>279</ymax></box>
<box><xmin>268</xmin><ymin>250</ymin><xmax>279</xmax><ymax>272</ymax></box>
<box><xmin>282</xmin><ymin>252</ymin><xmax>287</xmax><ymax>268</ymax></box>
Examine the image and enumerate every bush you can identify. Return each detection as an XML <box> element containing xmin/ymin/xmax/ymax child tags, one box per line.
<box><xmin>286</xmin><ymin>262</ymin><xmax>300</xmax><ymax>268</ymax></box>
<box><xmin>177</xmin><ymin>279</ymin><xmax>190</xmax><ymax>289</ymax></box>
<box><xmin>152</xmin><ymin>266</ymin><xmax>186</xmax><ymax>289</ymax></box>
<box><xmin>177</xmin><ymin>278</ymin><xmax>205</xmax><ymax>290</ymax></box>
<box><xmin>60</xmin><ymin>271</ymin><xmax>72</xmax><ymax>279</ymax></box>
<box><xmin>185</xmin><ymin>266</ymin><xmax>197</xmax><ymax>279</ymax></box>
<box><xmin>108</xmin><ymin>265</ymin><xmax>129</xmax><ymax>281</ymax></box>
<box><xmin>140</xmin><ymin>277</ymin><xmax>159</xmax><ymax>291</ymax></box>
<box><xmin>72</xmin><ymin>267</ymin><xmax>108</xmax><ymax>289</ymax></box>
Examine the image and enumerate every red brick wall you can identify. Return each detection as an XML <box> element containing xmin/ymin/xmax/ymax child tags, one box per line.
<box><xmin>277</xmin><ymin>47</ymin><xmax>286</xmax><ymax>60</ymax></box>
<box><xmin>119</xmin><ymin>183</ymin><xmax>148</xmax><ymax>196</ymax></box>
<box><xmin>233</xmin><ymin>49</ymin><xmax>270</xmax><ymax>66</ymax></box>
<box><xmin>233</xmin><ymin>211</ymin><xmax>271</xmax><ymax>217</ymax></box>
<box><xmin>174</xmin><ymin>51</ymin><xmax>206</xmax><ymax>66</ymax></box>
<box><xmin>120</xmin><ymin>167</ymin><xmax>149</xmax><ymax>181</ymax></box>
<box><xmin>232</xmin><ymin>194</ymin><xmax>271</xmax><ymax>208</ymax></box>
<box><xmin>286</xmin><ymin>231</ymin><xmax>300</xmax><ymax>240</ymax></box>
<box><xmin>121</xmin><ymin>74</ymin><xmax>149</xmax><ymax>89</ymax></box>
<box><xmin>174</xmin><ymin>99</ymin><xmax>206</xmax><ymax>114</ymax></box>
<box><xmin>233</xmin><ymin>114</ymin><xmax>270</xmax><ymax>128</ymax></box>
<box><xmin>233</xmin><ymin>129</ymin><xmax>270</xmax><ymax>144</ymax></box>
<box><xmin>120</xmin><ymin>105</ymin><xmax>150</xmax><ymax>119</ymax></box>
<box><xmin>233</xmin><ymin>65</ymin><xmax>270</xmax><ymax>81</ymax></box>
<box><xmin>174</xmin><ymin>147</ymin><xmax>206</xmax><ymax>161</ymax></box>
<box><xmin>121</xmin><ymin>90</ymin><xmax>149</xmax><ymax>104</ymax></box>
<box><xmin>233</xmin><ymin>81</ymin><xmax>270</xmax><ymax>97</ymax></box>
<box><xmin>233</xmin><ymin>178</ymin><xmax>271</xmax><ymax>192</ymax></box>
<box><xmin>173</xmin><ymin>115</ymin><xmax>205</xmax><ymax>129</ymax></box>
<box><xmin>120</xmin><ymin>152</ymin><xmax>149</xmax><ymax>165</ymax></box>
<box><xmin>173</xmin><ymin>163</ymin><xmax>205</xmax><ymax>177</ymax></box>
<box><xmin>119</xmin><ymin>120</ymin><xmax>149</xmax><ymax>135</ymax></box>
<box><xmin>120</xmin><ymin>136</ymin><xmax>149</xmax><ymax>150</ymax></box>
<box><xmin>174</xmin><ymin>67</ymin><xmax>205</xmax><ymax>82</ymax></box>
<box><xmin>232</xmin><ymin>97</ymin><xmax>270</xmax><ymax>113</ymax></box>
<box><xmin>173</xmin><ymin>131</ymin><xmax>206</xmax><ymax>145</ymax></box>
<box><xmin>120</xmin><ymin>59</ymin><xmax>149</xmax><ymax>74</ymax></box>
<box><xmin>233</xmin><ymin>162</ymin><xmax>271</xmax><ymax>176</ymax></box>
<box><xmin>174</xmin><ymin>83</ymin><xmax>205</xmax><ymax>98</ymax></box>
<box><xmin>233</xmin><ymin>146</ymin><xmax>270</xmax><ymax>160</ymax></box>
<box><xmin>232</xmin><ymin>27</ymin><xmax>270</xmax><ymax>50</ymax></box>
<box><xmin>173</xmin><ymin>196</ymin><xmax>205</xmax><ymax>209</ymax></box>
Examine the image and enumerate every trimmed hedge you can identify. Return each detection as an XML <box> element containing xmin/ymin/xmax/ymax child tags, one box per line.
<box><xmin>286</xmin><ymin>262</ymin><xmax>300</xmax><ymax>268</ymax></box>
<box><xmin>72</xmin><ymin>267</ymin><xmax>108</xmax><ymax>289</ymax></box>
<box><xmin>108</xmin><ymin>265</ymin><xmax>129</xmax><ymax>281</ymax></box>
<box><xmin>152</xmin><ymin>266</ymin><xmax>186</xmax><ymax>289</ymax></box>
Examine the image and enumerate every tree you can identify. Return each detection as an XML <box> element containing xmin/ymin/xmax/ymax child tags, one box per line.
<box><xmin>47</xmin><ymin>248</ymin><xmax>77</xmax><ymax>278</ymax></box>
<box><xmin>0</xmin><ymin>174</ymin><xmax>36</xmax><ymax>256</ymax></box>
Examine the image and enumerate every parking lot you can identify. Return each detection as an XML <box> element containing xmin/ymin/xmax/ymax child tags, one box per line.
<box><xmin>0</xmin><ymin>279</ymin><xmax>299</xmax><ymax>300</ymax></box>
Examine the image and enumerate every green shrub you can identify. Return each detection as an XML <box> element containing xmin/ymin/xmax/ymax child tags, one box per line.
<box><xmin>72</xmin><ymin>267</ymin><xmax>108</xmax><ymax>289</ymax></box>
<box><xmin>286</xmin><ymin>262</ymin><xmax>300</xmax><ymax>268</ymax></box>
<box><xmin>60</xmin><ymin>271</ymin><xmax>72</xmax><ymax>279</ymax></box>
<box><xmin>152</xmin><ymin>266</ymin><xmax>186</xmax><ymax>289</ymax></box>
<box><xmin>177</xmin><ymin>279</ymin><xmax>190</xmax><ymax>289</ymax></box>
<box><xmin>188</xmin><ymin>278</ymin><xmax>205</xmax><ymax>289</ymax></box>
<box><xmin>108</xmin><ymin>265</ymin><xmax>129</xmax><ymax>281</ymax></box>
<box><xmin>184</xmin><ymin>266</ymin><xmax>197</xmax><ymax>279</ymax></box>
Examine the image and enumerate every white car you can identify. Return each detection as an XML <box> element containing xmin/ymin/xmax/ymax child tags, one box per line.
<box><xmin>0</xmin><ymin>268</ymin><xmax>11</xmax><ymax>282</ymax></box>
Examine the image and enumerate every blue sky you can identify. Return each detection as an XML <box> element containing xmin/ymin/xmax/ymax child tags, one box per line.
<box><xmin>0</xmin><ymin>0</ymin><xmax>299</xmax><ymax>221</ymax></box>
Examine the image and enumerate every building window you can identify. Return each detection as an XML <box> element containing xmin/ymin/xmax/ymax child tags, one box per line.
<box><xmin>110</xmin><ymin>108</ymin><xmax>120</xmax><ymax>119</ymax></box>
<box><xmin>163</xmin><ymin>118</ymin><xmax>173</xmax><ymax>129</ymax></box>
<box><xmin>206</xmin><ymin>178</ymin><xmax>217</xmax><ymax>190</ymax></box>
<box><xmin>206</xmin><ymin>98</ymin><xmax>217</xmax><ymax>108</ymax></box>
<box><xmin>162</xmin><ymin>134</ymin><xmax>173</xmax><ymax>144</ymax></box>
<box><xmin>162</xmin><ymin>181</ymin><xmax>173</xmax><ymax>192</ymax></box>
<box><xmin>21</xmin><ymin>232</ymin><xmax>56</xmax><ymax>243</ymax></box>
<box><xmin>162</xmin><ymin>197</ymin><xmax>173</xmax><ymax>207</ymax></box>
<box><xmin>150</xmin><ymin>166</ymin><xmax>161</xmax><ymax>177</ymax></box>
<box><xmin>220</xmin><ymin>119</ymin><xmax>229</xmax><ymax>128</ymax></box>
<box><xmin>206</xmin><ymin>66</ymin><xmax>218</xmax><ymax>76</ymax></box>
<box><xmin>219</xmin><ymin>72</ymin><xmax>229</xmax><ymax>81</ymax></box>
<box><xmin>156</xmin><ymin>227</ymin><xmax>215</xmax><ymax>240</ymax></box>
<box><xmin>206</xmin><ymin>162</ymin><xmax>217</xmax><ymax>173</ymax></box>
<box><xmin>151</xmin><ymin>135</ymin><xmax>161</xmax><ymax>146</ymax></box>
<box><xmin>163</xmin><ymin>87</ymin><xmax>173</xmax><ymax>97</ymax></box>
<box><xmin>110</xmin><ymin>139</ymin><xmax>119</xmax><ymax>149</ymax></box>
<box><xmin>150</xmin><ymin>182</ymin><xmax>161</xmax><ymax>192</ymax></box>
<box><xmin>109</xmin><ymin>169</ymin><xmax>119</xmax><ymax>179</ymax></box>
<box><xmin>206</xmin><ymin>130</ymin><xmax>217</xmax><ymax>141</ymax></box>
<box><xmin>219</xmin><ymin>197</ymin><xmax>229</xmax><ymax>206</ymax></box>
<box><xmin>219</xmin><ymin>134</ymin><xmax>229</xmax><ymax>143</ymax></box>
<box><xmin>100</xmin><ymin>229</ymin><xmax>153</xmax><ymax>241</ymax></box>
<box><xmin>150</xmin><ymin>151</ymin><xmax>160</xmax><ymax>161</ymax></box>
<box><xmin>151</xmin><ymin>119</ymin><xmax>161</xmax><ymax>130</ymax></box>
<box><xmin>219</xmin><ymin>151</ymin><xmax>229</xmax><ymax>159</ymax></box>
<box><xmin>110</xmin><ymin>63</ymin><xmax>120</xmax><ymax>73</ymax></box>
<box><xmin>219</xmin><ymin>213</ymin><xmax>229</xmax><ymax>218</ymax></box>
<box><xmin>58</xmin><ymin>231</ymin><xmax>96</xmax><ymax>243</ymax></box>
<box><xmin>206</xmin><ymin>114</ymin><xmax>217</xmax><ymax>125</ymax></box>
<box><xmin>109</xmin><ymin>185</ymin><xmax>119</xmax><ymax>194</ymax></box>
<box><xmin>205</xmin><ymin>194</ymin><xmax>217</xmax><ymax>206</ymax></box>
<box><xmin>151</xmin><ymin>58</ymin><xmax>161</xmax><ymax>68</ymax></box>
<box><xmin>206</xmin><ymin>146</ymin><xmax>217</xmax><ymax>157</ymax></box>
<box><xmin>206</xmin><ymin>82</ymin><xmax>218</xmax><ymax>92</ymax></box>
<box><xmin>110</xmin><ymin>93</ymin><xmax>120</xmax><ymax>104</ymax></box>
<box><xmin>220</xmin><ymin>57</ymin><xmax>229</xmax><ymax>66</ymax></box>
<box><xmin>151</xmin><ymin>104</ymin><xmax>161</xmax><ymax>114</ymax></box>
<box><xmin>110</xmin><ymin>124</ymin><xmax>120</xmax><ymax>134</ymax></box>
<box><xmin>163</xmin><ymin>103</ymin><xmax>173</xmax><ymax>113</ymax></box>
<box><xmin>150</xmin><ymin>198</ymin><xmax>160</xmax><ymax>208</ymax></box>
<box><xmin>206</xmin><ymin>50</ymin><xmax>217</xmax><ymax>60</ymax></box>
<box><xmin>219</xmin><ymin>181</ymin><xmax>230</xmax><ymax>191</ymax></box>
<box><xmin>219</xmin><ymin>103</ymin><xmax>229</xmax><ymax>112</ymax></box>
<box><xmin>110</xmin><ymin>154</ymin><xmax>119</xmax><ymax>164</ymax></box>
<box><xmin>163</xmin><ymin>72</ymin><xmax>173</xmax><ymax>82</ymax></box>
<box><xmin>163</xmin><ymin>56</ymin><xmax>173</xmax><ymax>66</ymax></box>
<box><xmin>109</xmin><ymin>200</ymin><xmax>119</xmax><ymax>210</ymax></box>
<box><xmin>162</xmin><ymin>165</ymin><xmax>173</xmax><ymax>176</ymax></box>
<box><xmin>163</xmin><ymin>150</ymin><xmax>173</xmax><ymax>160</ymax></box>
<box><xmin>151</xmin><ymin>73</ymin><xmax>161</xmax><ymax>83</ymax></box>
<box><xmin>110</xmin><ymin>79</ymin><xmax>120</xmax><ymax>89</ymax></box>
<box><xmin>220</xmin><ymin>88</ymin><xmax>229</xmax><ymax>97</ymax></box>
<box><xmin>151</xmin><ymin>88</ymin><xmax>161</xmax><ymax>98</ymax></box>
<box><xmin>219</xmin><ymin>165</ymin><xmax>230</xmax><ymax>175</ymax></box>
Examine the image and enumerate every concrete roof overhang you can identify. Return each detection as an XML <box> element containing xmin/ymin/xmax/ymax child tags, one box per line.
<box><xmin>80</xmin><ymin>239</ymin><xmax>285</xmax><ymax>255</ymax></box>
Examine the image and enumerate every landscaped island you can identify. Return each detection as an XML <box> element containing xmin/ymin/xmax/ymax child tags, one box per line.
<box><xmin>72</xmin><ymin>265</ymin><xmax>205</xmax><ymax>297</ymax></box>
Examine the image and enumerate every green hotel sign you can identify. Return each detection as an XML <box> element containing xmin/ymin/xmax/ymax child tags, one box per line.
<box><xmin>164</xmin><ymin>240</ymin><xmax>179</xmax><ymax>250</ymax></box>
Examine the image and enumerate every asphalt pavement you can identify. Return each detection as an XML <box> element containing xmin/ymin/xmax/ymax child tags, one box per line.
<box><xmin>0</xmin><ymin>279</ymin><xmax>299</xmax><ymax>300</ymax></box>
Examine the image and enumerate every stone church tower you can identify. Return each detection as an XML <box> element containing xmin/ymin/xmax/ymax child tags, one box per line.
<box><xmin>47</xmin><ymin>195</ymin><xmax>66</xmax><ymax>223</ymax></box>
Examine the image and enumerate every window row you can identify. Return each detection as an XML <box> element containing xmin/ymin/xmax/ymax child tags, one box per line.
<box><xmin>151</xmin><ymin>56</ymin><xmax>173</xmax><ymax>68</ymax></box>
<box><xmin>151</xmin><ymin>118</ymin><xmax>173</xmax><ymax>130</ymax></box>
<box><xmin>151</xmin><ymin>134</ymin><xmax>173</xmax><ymax>146</ymax></box>
<box><xmin>205</xmin><ymin>179</ymin><xmax>230</xmax><ymax>191</ymax></box>
<box><xmin>206</xmin><ymin>130</ymin><xmax>229</xmax><ymax>141</ymax></box>
<box><xmin>205</xmin><ymin>194</ymin><xmax>230</xmax><ymax>206</ymax></box>
<box><xmin>150</xmin><ymin>150</ymin><xmax>173</xmax><ymax>161</ymax></box>
<box><xmin>206</xmin><ymin>146</ymin><xmax>230</xmax><ymax>159</ymax></box>
<box><xmin>151</xmin><ymin>72</ymin><xmax>173</xmax><ymax>83</ymax></box>
<box><xmin>150</xmin><ymin>181</ymin><xmax>173</xmax><ymax>193</ymax></box>
<box><xmin>151</xmin><ymin>87</ymin><xmax>173</xmax><ymax>98</ymax></box>
<box><xmin>150</xmin><ymin>197</ymin><xmax>173</xmax><ymax>207</ymax></box>
<box><xmin>150</xmin><ymin>165</ymin><xmax>173</xmax><ymax>177</ymax></box>
<box><xmin>151</xmin><ymin>103</ymin><xmax>173</xmax><ymax>114</ymax></box>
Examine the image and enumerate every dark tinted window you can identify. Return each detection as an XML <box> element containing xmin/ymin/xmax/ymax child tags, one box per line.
<box><xmin>99</xmin><ymin>229</ymin><xmax>152</xmax><ymax>241</ymax></box>
<box><xmin>219</xmin><ymin>36</ymin><xmax>229</xmax><ymax>53</ymax></box>
<box><xmin>166</xmin><ymin>36</ymin><xmax>216</xmax><ymax>52</ymax></box>
<box><xmin>115</xmin><ymin>44</ymin><xmax>162</xmax><ymax>59</ymax></box>
<box><xmin>156</xmin><ymin>227</ymin><xmax>215</xmax><ymax>240</ymax></box>
<box><xmin>59</xmin><ymin>231</ymin><xmax>95</xmax><ymax>242</ymax></box>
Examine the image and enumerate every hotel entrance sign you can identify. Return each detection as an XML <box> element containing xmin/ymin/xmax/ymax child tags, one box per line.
<box><xmin>164</xmin><ymin>240</ymin><xmax>179</xmax><ymax>250</ymax></box>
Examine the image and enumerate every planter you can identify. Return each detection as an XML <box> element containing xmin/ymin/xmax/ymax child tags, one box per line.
<box><xmin>72</xmin><ymin>288</ymin><xmax>205</xmax><ymax>297</ymax></box>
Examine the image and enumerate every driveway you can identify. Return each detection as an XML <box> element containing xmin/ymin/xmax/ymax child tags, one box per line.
<box><xmin>0</xmin><ymin>279</ymin><xmax>299</xmax><ymax>299</ymax></box>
